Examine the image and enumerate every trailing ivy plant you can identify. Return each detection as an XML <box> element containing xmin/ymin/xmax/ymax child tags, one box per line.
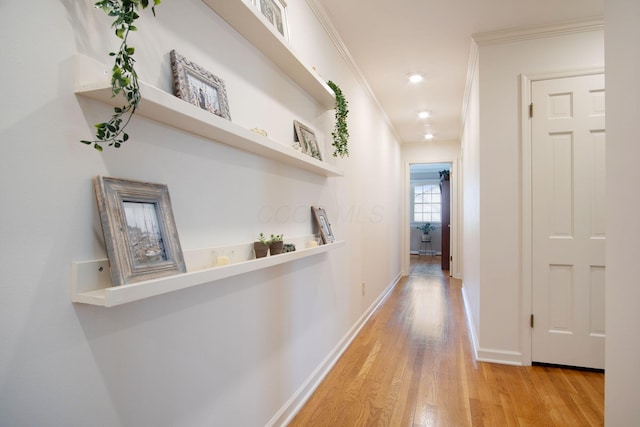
<box><xmin>81</xmin><ymin>0</ymin><xmax>161</xmax><ymax>151</ymax></box>
<box><xmin>327</xmin><ymin>80</ymin><xmax>349</xmax><ymax>158</ymax></box>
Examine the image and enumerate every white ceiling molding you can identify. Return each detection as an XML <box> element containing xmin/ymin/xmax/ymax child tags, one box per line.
<box><xmin>305</xmin><ymin>0</ymin><xmax>402</xmax><ymax>142</ymax></box>
<box><xmin>458</xmin><ymin>39</ymin><xmax>479</xmax><ymax>146</ymax></box>
<box><xmin>473</xmin><ymin>16</ymin><xmax>604</xmax><ymax>46</ymax></box>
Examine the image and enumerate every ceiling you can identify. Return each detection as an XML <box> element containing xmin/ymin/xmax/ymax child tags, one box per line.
<box><xmin>314</xmin><ymin>0</ymin><xmax>604</xmax><ymax>144</ymax></box>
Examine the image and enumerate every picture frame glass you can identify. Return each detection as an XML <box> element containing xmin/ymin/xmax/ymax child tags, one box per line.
<box><xmin>123</xmin><ymin>201</ymin><xmax>169</xmax><ymax>266</ymax></box>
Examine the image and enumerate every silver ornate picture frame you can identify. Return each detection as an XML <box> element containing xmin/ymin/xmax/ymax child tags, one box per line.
<box><xmin>170</xmin><ymin>50</ymin><xmax>231</xmax><ymax>121</ymax></box>
<box><xmin>294</xmin><ymin>120</ymin><xmax>322</xmax><ymax>160</ymax></box>
<box><xmin>94</xmin><ymin>176</ymin><xmax>186</xmax><ymax>286</ymax></box>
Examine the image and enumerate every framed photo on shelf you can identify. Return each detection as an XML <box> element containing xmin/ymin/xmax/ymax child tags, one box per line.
<box><xmin>94</xmin><ymin>176</ymin><xmax>186</xmax><ymax>286</ymax></box>
<box><xmin>311</xmin><ymin>206</ymin><xmax>335</xmax><ymax>244</ymax></box>
<box><xmin>294</xmin><ymin>120</ymin><xmax>322</xmax><ymax>160</ymax></box>
<box><xmin>170</xmin><ymin>50</ymin><xmax>231</xmax><ymax>121</ymax></box>
<box><xmin>256</xmin><ymin>0</ymin><xmax>289</xmax><ymax>40</ymax></box>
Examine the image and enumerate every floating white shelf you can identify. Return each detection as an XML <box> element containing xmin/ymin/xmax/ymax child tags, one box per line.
<box><xmin>201</xmin><ymin>0</ymin><xmax>335</xmax><ymax>109</ymax></box>
<box><xmin>72</xmin><ymin>239</ymin><xmax>345</xmax><ymax>307</ymax></box>
<box><xmin>74</xmin><ymin>55</ymin><xmax>343</xmax><ymax>177</ymax></box>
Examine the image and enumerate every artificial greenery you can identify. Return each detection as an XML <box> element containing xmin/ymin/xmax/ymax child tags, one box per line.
<box><xmin>417</xmin><ymin>223</ymin><xmax>436</xmax><ymax>235</ymax></box>
<box><xmin>81</xmin><ymin>0</ymin><xmax>161</xmax><ymax>151</ymax></box>
<box><xmin>327</xmin><ymin>80</ymin><xmax>349</xmax><ymax>158</ymax></box>
<box><xmin>257</xmin><ymin>233</ymin><xmax>269</xmax><ymax>244</ymax></box>
<box><xmin>269</xmin><ymin>234</ymin><xmax>283</xmax><ymax>243</ymax></box>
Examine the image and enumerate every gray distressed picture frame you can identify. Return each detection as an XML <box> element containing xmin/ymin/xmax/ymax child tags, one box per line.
<box><xmin>311</xmin><ymin>206</ymin><xmax>335</xmax><ymax>244</ymax></box>
<box><xmin>94</xmin><ymin>176</ymin><xmax>186</xmax><ymax>286</ymax></box>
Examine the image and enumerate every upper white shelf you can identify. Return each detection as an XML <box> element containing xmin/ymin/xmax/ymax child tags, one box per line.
<box><xmin>74</xmin><ymin>56</ymin><xmax>342</xmax><ymax>177</ymax></box>
<box><xmin>72</xmin><ymin>239</ymin><xmax>345</xmax><ymax>307</ymax></box>
<box><xmin>201</xmin><ymin>0</ymin><xmax>335</xmax><ymax>109</ymax></box>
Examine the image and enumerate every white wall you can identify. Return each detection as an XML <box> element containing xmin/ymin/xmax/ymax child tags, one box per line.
<box><xmin>461</xmin><ymin>46</ymin><xmax>482</xmax><ymax>349</ymax></box>
<box><xmin>466</xmin><ymin>26</ymin><xmax>604</xmax><ymax>363</ymax></box>
<box><xmin>0</xmin><ymin>0</ymin><xmax>402</xmax><ymax>425</ymax></box>
<box><xmin>605</xmin><ymin>0</ymin><xmax>640</xmax><ymax>424</ymax></box>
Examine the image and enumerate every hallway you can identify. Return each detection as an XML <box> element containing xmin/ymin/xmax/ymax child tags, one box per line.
<box><xmin>289</xmin><ymin>256</ymin><xmax>604</xmax><ymax>426</ymax></box>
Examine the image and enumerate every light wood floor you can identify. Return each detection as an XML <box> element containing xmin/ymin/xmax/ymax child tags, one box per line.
<box><xmin>289</xmin><ymin>255</ymin><xmax>604</xmax><ymax>426</ymax></box>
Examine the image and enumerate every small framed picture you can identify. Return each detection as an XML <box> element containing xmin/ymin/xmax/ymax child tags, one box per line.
<box><xmin>94</xmin><ymin>176</ymin><xmax>186</xmax><ymax>286</ymax></box>
<box><xmin>257</xmin><ymin>0</ymin><xmax>289</xmax><ymax>40</ymax></box>
<box><xmin>170</xmin><ymin>50</ymin><xmax>231</xmax><ymax>121</ymax></box>
<box><xmin>311</xmin><ymin>206</ymin><xmax>335</xmax><ymax>244</ymax></box>
<box><xmin>294</xmin><ymin>120</ymin><xmax>322</xmax><ymax>160</ymax></box>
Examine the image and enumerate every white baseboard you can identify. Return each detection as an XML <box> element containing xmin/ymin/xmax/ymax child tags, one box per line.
<box><xmin>267</xmin><ymin>272</ymin><xmax>403</xmax><ymax>427</ymax></box>
<box><xmin>461</xmin><ymin>284</ymin><xmax>524</xmax><ymax>366</ymax></box>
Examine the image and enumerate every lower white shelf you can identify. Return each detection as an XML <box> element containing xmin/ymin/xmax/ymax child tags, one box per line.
<box><xmin>72</xmin><ymin>238</ymin><xmax>345</xmax><ymax>307</ymax></box>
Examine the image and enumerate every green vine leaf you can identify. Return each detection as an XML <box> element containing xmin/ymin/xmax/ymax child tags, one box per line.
<box><xmin>81</xmin><ymin>0</ymin><xmax>161</xmax><ymax>151</ymax></box>
<box><xmin>327</xmin><ymin>80</ymin><xmax>349</xmax><ymax>158</ymax></box>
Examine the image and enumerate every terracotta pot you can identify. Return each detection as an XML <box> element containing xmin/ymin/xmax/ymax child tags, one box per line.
<box><xmin>269</xmin><ymin>240</ymin><xmax>284</xmax><ymax>255</ymax></box>
<box><xmin>254</xmin><ymin>242</ymin><xmax>269</xmax><ymax>258</ymax></box>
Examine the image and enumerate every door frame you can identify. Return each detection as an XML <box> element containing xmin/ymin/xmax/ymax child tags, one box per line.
<box><xmin>520</xmin><ymin>66</ymin><xmax>605</xmax><ymax>366</ymax></box>
<box><xmin>402</xmin><ymin>158</ymin><xmax>460</xmax><ymax>279</ymax></box>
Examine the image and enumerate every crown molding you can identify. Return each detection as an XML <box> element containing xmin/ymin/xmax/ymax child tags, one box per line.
<box><xmin>473</xmin><ymin>16</ymin><xmax>604</xmax><ymax>46</ymax></box>
<box><xmin>305</xmin><ymin>0</ymin><xmax>402</xmax><ymax>143</ymax></box>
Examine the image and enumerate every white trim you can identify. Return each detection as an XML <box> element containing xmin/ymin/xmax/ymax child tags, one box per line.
<box><xmin>463</xmin><ymin>285</ymin><xmax>524</xmax><ymax>366</ymax></box>
<box><xmin>459</xmin><ymin>40</ymin><xmax>479</xmax><ymax>143</ymax></box>
<box><xmin>520</xmin><ymin>67</ymin><xmax>605</xmax><ymax>366</ymax></box>
<box><xmin>473</xmin><ymin>16</ymin><xmax>603</xmax><ymax>46</ymax></box>
<box><xmin>267</xmin><ymin>272</ymin><xmax>403</xmax><ymax>427</ymax></box>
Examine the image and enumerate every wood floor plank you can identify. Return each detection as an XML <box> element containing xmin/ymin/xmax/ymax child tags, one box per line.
<box><xmin>289</xmin><ymin>256</ymin><xmax>604</xmax><ymax>426</ymax></box>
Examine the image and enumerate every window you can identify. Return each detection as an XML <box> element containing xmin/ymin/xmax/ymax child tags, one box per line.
<box><xmin>413</xmin><ymin>183</ymin><xmax>441</xmax><ymax>223</ymax></box>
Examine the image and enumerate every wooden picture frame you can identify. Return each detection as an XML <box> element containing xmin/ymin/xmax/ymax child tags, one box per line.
<box><xmin>256</xmin><ymin>0</ymin><xmax>289</xmax><ymax>40</ymax></box>
<box><xmin>170</xmin><ymin>50</ymin><xmax>231</xmax><ymax>121</ymax></box>
<box><xmin>94</xmin><ymin>176</ymin><xmax>186</xmax><ymax>286</ymax></box>
<box><xmin>311</xmin><ymin>206</ymin><xmax>335</xmax><ymax>244</ymax></box>
<box><xmin>294</xmin><ymin>120</ymin><xmax>322</xmax><ymax>160</ymax></box>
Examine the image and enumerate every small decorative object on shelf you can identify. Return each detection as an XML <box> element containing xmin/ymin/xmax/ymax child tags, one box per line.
<box><xmin>327</xmin><ymin>80</ymin><xmax>349</xmax><ymax>158</ymax></box>
<box><xmin>81</xmin><ymin>0</ymin><xmax>162</xmax><ymax>151</ymax></box>
<box><xmin>170</xmin><ymin>50</ymin><xmax>231</xmax><ymax>121</ymax></box>
<box><xmin>293</xmin><ymin>120</ymin><xmax>322</xmax><ymax>160</ymax></box>
<box><xmin>311</xmin><ymin>206</ymin><xmax>336</xmax><ymax>244</ymax></box>
<box><xmin>250</xmin><ymin>128</ymin><xmax>268</xmax><ymax>137</ymax></box>
<box><xmin>269</xmin><ymin>234</ymin><xmax>284</xmax><ymax>255</ymax></box>
<box><xmin>254</xmin><ymin>233</ymin><xmax>269</xmax><ymax>258</ymax></box>
<box><xmin>214</xmin><ymin>249</ymin><xmax>234</xmax><ymax>266</ymax></box>
<box><xmin>282</xmin><ymin>243</ymin><xmax>296</xmax><ymax>253</ymax></box>
<box><xmin>94</xmin><ymin>176</ymin><xmax>186</xmax><ymax>286</ymax></box>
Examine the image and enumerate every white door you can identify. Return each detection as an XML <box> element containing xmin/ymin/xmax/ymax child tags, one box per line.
<box><xmin>531</xmin><ymin>73</ymin><xmax>605</xmax><ymax>369</ymax></box>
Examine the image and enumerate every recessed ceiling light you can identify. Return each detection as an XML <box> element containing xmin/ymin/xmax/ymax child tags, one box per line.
<box><xmin>408</xmin><ymin>73</ymin><xmax>424</xmax><ymax>83</ymax></box>
<box><xmin>424</xmin><ymin>132</ymin><xmax>435</xmax><ymax>141</ymax></box>
<box><xmin>418</xmin><ymin>111</ymin><xmax>431</xmax><ymax>119</ymax></box>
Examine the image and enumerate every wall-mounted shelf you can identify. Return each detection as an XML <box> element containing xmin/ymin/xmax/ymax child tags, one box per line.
<box><xmin>74</xmin><ymin>55</ymin><xmax>343</xmax><ymax>177</ymax></box>
<box><xmin>72</xmin><ymin>238</ymin><xmax>345</xmax><ymax>307</ymax></box>
<box><xmin>201</xmin><ymin>0</ymin><xmax>336</xmax><ymax>109</ymax></box>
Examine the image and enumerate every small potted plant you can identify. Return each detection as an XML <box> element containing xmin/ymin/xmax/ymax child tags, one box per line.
<box><xmin>269</xmin><ymin>234</ymin><xmax>284</xmax><ymax>255</ymax></box>
<box><xmin>417</xmin><ymin>223</ymin><xmax>436</xmax><ymax>236</ymax></box>
<box><xmin>254</xmin><ymin>233</ymin><xmax>269</xmax><ymax>258</ymax></box>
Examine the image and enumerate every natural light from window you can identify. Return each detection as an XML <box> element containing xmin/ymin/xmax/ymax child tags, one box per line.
<box><xmin>414</xmin><ymin>183</ymin><xmax>441</xmax><ymax>223</ymax></box>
